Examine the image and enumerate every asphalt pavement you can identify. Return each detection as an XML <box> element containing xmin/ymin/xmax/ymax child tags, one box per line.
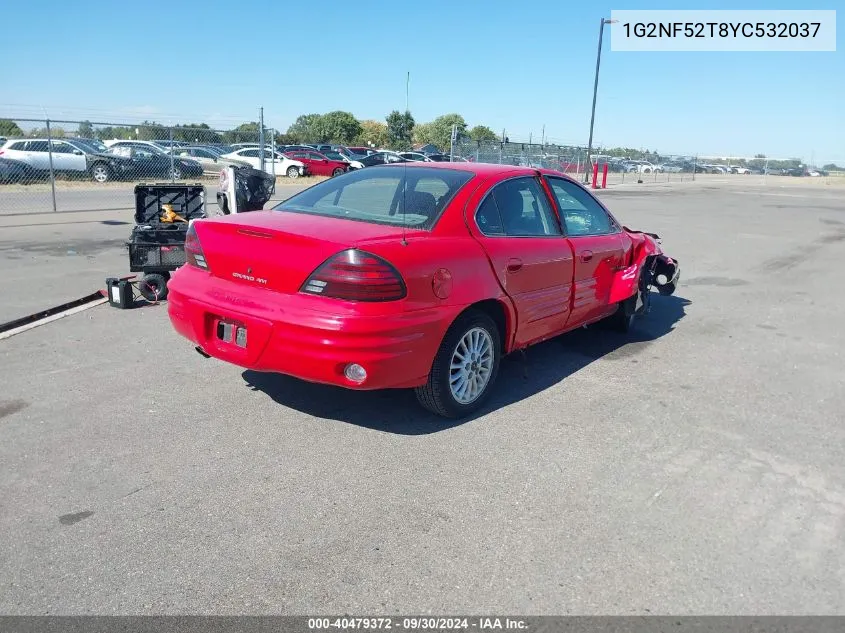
<box><xmin>1</xmin><ymin>180</ymin><xmax>844</xmax><ymax>614</ymax></box>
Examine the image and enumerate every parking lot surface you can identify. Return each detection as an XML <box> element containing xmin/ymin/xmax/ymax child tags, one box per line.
<box><xmin>1</xmin><ymin>180</ymin><xmax>844</xmax><ymax>614</ymax></box>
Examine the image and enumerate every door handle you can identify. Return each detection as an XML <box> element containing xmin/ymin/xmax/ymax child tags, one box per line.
<box><xmin>507</xmin><ymin>258</ymin><xmax>523</xmax><ymax>273</ymax></box>
<box><xmin>580</xmin><ymin>250</ymin><xmax>594</xmax><ymax>263</ymax></box>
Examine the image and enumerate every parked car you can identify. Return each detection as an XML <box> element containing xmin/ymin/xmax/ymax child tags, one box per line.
<box><xmin>0</xmin><ymin>137</ymin><xmax>187</xmax><ymax>183</ymax></box>
<box><xmin>220</xmin><ymin>148</ymin><xmax>306</xmax><ymax>178</ymax></box>
<box><xmin>730</xmin><ymin>165</ymin><xmax>752</xmax><ymax>174</ymax></box>
<box><xmin>399</xmin><ymin>152</ymin><xmax>434</xmax><ymax>162</ymax></box>
<box><xmin>166</xmin><ymin>163</ymin><xmax>680</xmax><ymax>418</ymax></box>
<box><xmin>322</xmin><ymin>150</ymin><xmax>365</xmax><ymax>170</ymax></box>
<box><xmin>283</xmin><ymin>150</ymin><xmax>351</xmax><ymax>177</ymax></box>
<box><xmin>105</xmin><ymin>145</ymin><xmax>204</xmax><ymax>180</ymax></box>
<box><xmin>0</xmin><ymin>157</ymin><xmax>40</xmax><ymax>183</ymax></box>
<box><xmin>657</xmin><ymin>162</ymin><xmax>684</xmax><ymax>173</ymax></box>
<box><xmin>171</xmin><ymin>145</ymin><xmax>250</xmax><ymax>176</ymax></box>
<box><xmin>346</xmin><ymin>146</ymin><xmax>377</xmax><ymax>157</ymax></box>
<box><xmin>103</xmin><ymin>141</ymin><xmax>203</xmax><ymax>179</ymax></box>
<box><xmin>350</xmin><ymin>151</ymin><xmax>409</xmax><ymax>169</ymax></box>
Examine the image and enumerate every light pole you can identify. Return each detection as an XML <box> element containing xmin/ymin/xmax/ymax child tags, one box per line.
<box><xmin>584</xmin><ymin>17</ymin><xmax>617</xmax><ymax>183</ymax></box>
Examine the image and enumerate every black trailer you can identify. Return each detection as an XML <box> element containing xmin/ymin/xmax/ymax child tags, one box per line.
<box><xmin>127</xmin><ymin>183</ymin><xmax>206</xmax><ymax>301</ymax></box>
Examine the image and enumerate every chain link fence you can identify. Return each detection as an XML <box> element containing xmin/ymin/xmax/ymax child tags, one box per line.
<box><xmin>0</xmin><ymin>118</ymin><xmax>308</xmax><ymax>215</ymax></box>
<box><xmin>449</xmin><ymin>138</ymin><xmax>845</xmax><ymax>187</ymax></box>
<box><xmin>2</xmin><ymin>117</ymin><xmax>843</xmax><ymax>215</ymax></box>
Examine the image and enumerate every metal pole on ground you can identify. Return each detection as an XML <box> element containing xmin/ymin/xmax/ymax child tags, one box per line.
<box><xmin>584</xmin><ymin>17</ymin><xmax>616</xmax><ymax>184</ymax></box>
<box><xmin>45</xmin><ymin>119</ymin><xmax>57</xmax><ymax>212</ymax></box>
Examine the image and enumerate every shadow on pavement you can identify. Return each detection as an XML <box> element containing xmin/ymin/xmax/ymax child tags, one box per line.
<box><xmin>242</xmin><ymin>294</ymin><xmax>691</xmax><ymax>435</ymax></box>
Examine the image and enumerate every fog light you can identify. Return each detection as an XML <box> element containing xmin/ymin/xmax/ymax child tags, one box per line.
<box><xmin>656</xmin><ymin>273</ymin><xmax>668</xmax><ymax>285</ymax></box>
<box><xmin>344</xmin><ymin>363</ymin><xmax>367</xmax><ymax>383</ymax></box>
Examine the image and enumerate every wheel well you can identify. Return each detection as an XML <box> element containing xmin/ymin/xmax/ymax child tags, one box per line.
<box><xmin>463</xmin><ymin>299</ymin><xmax>510</xmax><ymax>354</ymax></box>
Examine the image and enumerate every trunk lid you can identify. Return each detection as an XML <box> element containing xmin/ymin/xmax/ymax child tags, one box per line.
<box><xmin>193</xmin><ymin>210</ymin><xmax>408</xmax><ymax>294</ymax></box>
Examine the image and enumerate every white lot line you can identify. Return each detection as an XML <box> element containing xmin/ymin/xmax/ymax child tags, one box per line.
<box><xmin>0</xmin><ymin>298</ymin><xmax>107</xmax><ymax>341</ymax></box>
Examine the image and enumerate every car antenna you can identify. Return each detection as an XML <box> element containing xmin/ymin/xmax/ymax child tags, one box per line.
<box><xmin>401</xmin><ymin>159</ymin><xmax>408</xmax><ymax>246</ymax></box>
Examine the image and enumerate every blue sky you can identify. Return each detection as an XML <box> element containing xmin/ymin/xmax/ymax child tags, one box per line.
<box><xmin>0</xmin><ymin>0</ymin><xmax>842</xmax><ymax>161</ymax></box>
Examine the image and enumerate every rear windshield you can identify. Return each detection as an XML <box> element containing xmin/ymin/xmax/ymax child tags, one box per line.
<box><xmin>273</xmin><ymin>166</ymin><xmax>474</xmax><ymax>230</ymax></box>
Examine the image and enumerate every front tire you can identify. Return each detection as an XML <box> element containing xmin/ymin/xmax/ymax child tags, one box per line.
<box><xmin>286</xmin><ymin>166</ymin><xmax>300</xmax><ymax>179</ymax></box>
<box><xmin>332</xmin><ymin>167</ymin><xmax>344</xmax><ymax>177</ymax></box>
<box><xmin>91</xmin><ymin>163</ymin><xmax>111</xmax><ymax>183</ymax></box>
<box><xmin>415</xmin><ymin>310</ymin><xmax>501</xmax><ymax>419</ymax></box>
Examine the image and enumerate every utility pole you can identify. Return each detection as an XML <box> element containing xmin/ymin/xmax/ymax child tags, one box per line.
<box><xmin>584</xmin><ymin>17</ymin><xmax>617</xmax><ymax>183</ymax></box>
<box><xmin>406</xmin><ymin>72</ymin><xmax>410</xmax><ymax>113</ymax></box>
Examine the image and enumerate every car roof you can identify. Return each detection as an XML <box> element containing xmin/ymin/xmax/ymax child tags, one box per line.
<box><xmin>377</xmin><ymin>160</ymin><xmax>576</xmax><ymax>180</ymax></box>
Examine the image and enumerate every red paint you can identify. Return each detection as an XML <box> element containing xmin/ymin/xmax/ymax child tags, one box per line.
<box><xmin>602</xmin><ymin>163</ymin><xmax>609</xmax><ymax>188</ymax></box>
<box><xmin>167</xmin><ymin>162</ymin><xmax>675</xmax><ymax>392</ymax></box>
<box><xmin>283</xmin><ymin>150</ymin><xmax>349</xmax><ymax>176</ymax></box>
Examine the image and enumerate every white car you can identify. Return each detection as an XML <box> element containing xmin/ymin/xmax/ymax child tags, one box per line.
<box><xmin>730</xmin><ymin>165</ymin><xmax>752</xmax><ymax>174</ymax></box>
<box><xmin>220</xmin><ymin>148</ymin><xmax>306</xmax><ymax>178</ymax></box>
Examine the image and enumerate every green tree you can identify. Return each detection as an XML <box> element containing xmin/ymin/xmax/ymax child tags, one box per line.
<box><xmin>224</xmin><ymin>122</ymin><xmax>261</xmax><ymax>144</ymax></box>
<box><xmin>385</xmin><ymin>110</ymin><xmax>415</xmax><ymax>150</ymax></box>
<box><xmin>412</xmin><ymin>121</ymin><xmax>437</xmax><ymax>148</ymax></box>
<box><xmin>357</xmin><ymin>120</ymin><xmax>389</xmax><ymax>149</ymax></box>
<box><xmin>29</xmin><ymin>126</ymin><xmax>66</xmax><ymax>138</ymax></box>
<box><xmin>77</xmin><ymin>120</ymin><xmax>94</xmax><ymax>138</ymax></box>
<box><xmin>172</xmin><ymin>123</ymin><xmax>222</xmax><ymax>144</ymax></box>
<box><xmin>274</xmin><ymin>132</ymin><xmax>297</xmax><ymax>146</ymax></box>
<box><xmin>286</xmin><ymin>114</ymin><xmax>322</xmax><ymax>143</ymax></box>
<box><xmin>413</xmin><ymin>114</ymin><xmax>467</xmax><ymax>153</ymax></box>
<box><xmin>313</xmin><ymin>111</ymin><xmax>362</xmax><ymax>144</ymax></box>
<box><xmin>468</xmin><ymin>125</ymin><xmax>498</xmax><ymax>142</ymax></box>
<box><xmin>0</xmin><ymin>119</ymin><xmax>23</xmax><ymax>137</ymax></box>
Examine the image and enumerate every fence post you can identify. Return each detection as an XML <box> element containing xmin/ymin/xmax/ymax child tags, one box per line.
<box><xmin>45</xmin><ymin>119</ymin><xmax>57</xmax><ymax>212</ymax></box>
<box><xmin>258</xmin><ymin>107</ymin><xmax>265</xmax><ymax>173</ymax></box>
<box><xmin>169</xmin><ymin>127</ymin><xmax>175</xmax><ymax>182</ymax></box>
<box><xmin>692</xmin><ymin>155</ymin><xmax>697</xmax><ymax>181</ymax></box>
<box><xmin>270</xmin><ymin>128</ymin><xmax>276</xmax><ymax>179</ymax></box>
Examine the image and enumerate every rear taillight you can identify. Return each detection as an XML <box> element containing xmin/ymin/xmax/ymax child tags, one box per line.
<box><xmin>184</xmin><ymin>223</ymin><xmax>208</xmax><ymax>270</ymax></box>
<box><xmin>301</xmin><ymin>249</ymin><xmax>406</xmax><ymax>302</ymax></box>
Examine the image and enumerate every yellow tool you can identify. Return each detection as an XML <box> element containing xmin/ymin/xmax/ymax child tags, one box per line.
<box><xmin>160</xmin><ymin>203</ymin><xmax>187</xmax><ymax>223</ymax></box>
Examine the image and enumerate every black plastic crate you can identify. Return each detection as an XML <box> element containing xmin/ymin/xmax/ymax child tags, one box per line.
<box><xmin>129</xmin><ymin>242</ymin><xmax>186</xmax><ymax>271</ymax></box>
<box><xmin>134</xmin><ymin>183</ymin><xmax>206</xmax><ymax>225</ymax></box>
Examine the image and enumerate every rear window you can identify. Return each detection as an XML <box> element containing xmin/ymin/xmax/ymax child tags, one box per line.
<box><xmin>273</xmin><ymin>165</ymin><xmax>474</xmax><ymax>230</ymax></box>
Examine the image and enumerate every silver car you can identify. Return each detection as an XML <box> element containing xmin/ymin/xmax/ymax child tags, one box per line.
<box><xmin>171</xmin><ymin>145</ymin><xmax>251</xmax><ymax>177</ymax></box>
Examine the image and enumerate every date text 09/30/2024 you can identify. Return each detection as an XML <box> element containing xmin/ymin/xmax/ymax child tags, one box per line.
<box><xmin>308</xmin><ymin>617</ymin><xmax>528</xmax><ymax>630</ymax></box>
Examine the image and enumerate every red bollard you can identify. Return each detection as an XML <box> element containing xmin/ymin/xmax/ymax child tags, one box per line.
<box><xmin>601</xmin><ymin>163</ymin><xmax>609</xmax><ymax>188</ymax></box>
<box><xmin>591</xmin><ymin>162</ymin><xmax>599</xmax><ymax>189</ymax></box>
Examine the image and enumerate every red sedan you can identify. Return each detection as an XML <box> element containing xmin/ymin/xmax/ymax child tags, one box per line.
<box><xmin>167</xmin><ymin>163</ymin><xmax>680</xmax><ymax>418</ymax></box>
<box><xmin>283</xmin><ymin>150</ymin><xmax>349</xmax><ymax>177</ymax></box>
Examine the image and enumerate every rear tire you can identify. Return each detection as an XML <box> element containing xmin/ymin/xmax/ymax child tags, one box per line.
<box><xmin>138</xmin><ymin>273</ymin><xmax>168</xmax><ymax>302</ymax></box>
<box><xmin>415</xmin><ymin>310</ymin><xmax>501</xmax><ymax>419</ymax></box>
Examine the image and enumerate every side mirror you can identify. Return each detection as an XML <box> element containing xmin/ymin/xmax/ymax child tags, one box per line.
<box><xmin>73</xmin><ymin>149</ymin><xmax>83</xmax><ymax>155</ymax></box>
